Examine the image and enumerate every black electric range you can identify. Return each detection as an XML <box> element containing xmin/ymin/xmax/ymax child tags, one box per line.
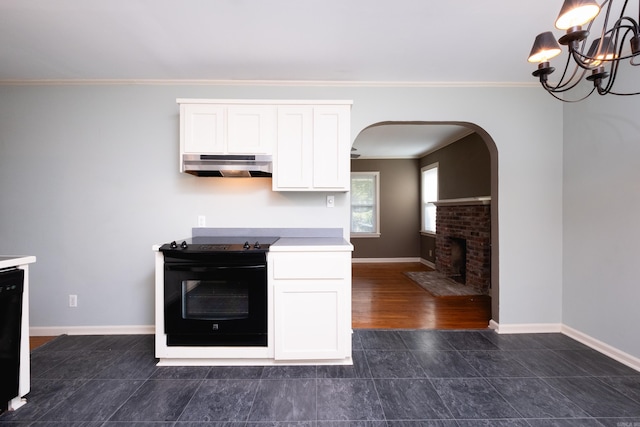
<box><xmin>159</xmin><ymin>235</ymin><xmax>278</xmax><ymax>347</ymax></box>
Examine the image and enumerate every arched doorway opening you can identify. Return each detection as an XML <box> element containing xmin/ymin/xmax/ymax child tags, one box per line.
<box><xmin>350</xmin><ymin>121</ymin><xmax>499</xmax><ymax>329</ymax></box>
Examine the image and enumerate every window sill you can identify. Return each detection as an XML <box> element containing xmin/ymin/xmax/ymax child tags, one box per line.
<box><xmin>351</xmin><ymin>232</ymin><xmax>381</xmax><ymax>239</ymax></box>
<box><xmin>420</xmin><ymin>230</ymin><xmax>436</xmax><ymax>237</ymax></box>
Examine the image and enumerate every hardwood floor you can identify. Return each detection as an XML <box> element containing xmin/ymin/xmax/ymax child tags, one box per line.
<box><xmin>29</xmin><ymin>335</ymin><xmax>55</xmax><ymax>350</ymax></box>
<box><xmin>352</xmin><ymin>262</ymin><xmax>491</xmax><ymax>329</ymax></box>
<box><xmin>30</xmin><ymin>262</ymin><xmax>490</xmax><ymax>350</ymax></box>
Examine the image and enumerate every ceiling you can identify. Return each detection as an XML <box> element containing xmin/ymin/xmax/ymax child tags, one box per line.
<box><xmin>352</xmin><ymin>124</ymin><xmax>474</xmax><ymax>159</ymax></box>
<box><xmin>0</xmin><ymin>0</ymin><xmax>560</xmax><ymax>157</ymax></box>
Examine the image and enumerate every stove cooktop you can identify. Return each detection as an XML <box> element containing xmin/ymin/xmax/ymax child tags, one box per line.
<box><xmin>159</xmin><ymin>236</ymin><xmax>279</xmax><ymax>253</ymax></box>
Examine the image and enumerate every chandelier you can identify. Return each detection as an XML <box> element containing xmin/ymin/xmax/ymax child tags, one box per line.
<box><xmin>528</xmin><ymin>0</ymin><xmax>640</xmax><ymax>101</ymax></box>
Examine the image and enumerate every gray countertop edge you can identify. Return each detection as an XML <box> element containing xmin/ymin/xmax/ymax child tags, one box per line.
<box><xmin>0</xmin><ymin>255</ymin><xmax>37</xmax><ymax>269</ymax></box>
<box><xmin>270</xmin><ymin>237</ymin><xmax>353</xmax><ymax>251</ymax></box>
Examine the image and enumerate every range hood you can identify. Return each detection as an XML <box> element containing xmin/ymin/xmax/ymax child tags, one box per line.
<box><xmin>182</xmin><ymin>154</ymin><xmax>272</xmax><ymax>178</ymax></box>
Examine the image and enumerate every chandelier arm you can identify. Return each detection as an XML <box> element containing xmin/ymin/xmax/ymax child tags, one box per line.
<box><xmin>598</xmin><ymin>0</ymin><xmax>616</xmax><ymax>41</ymax></box>
<box><xmin>571</xmin><ymin>25</ymin><xmax>638</xmax><ymax>66</ymax></box>
<box><xmin>596</xmin><ymin>31</ymin><xmax>635</xmax><ymax>95</ymax></box>
<box><xmin>617</xmin><ymin>0</ymin><xmax>631</xmax><ymax>22</ymax></box>
<box><xmin>617</xmin><ymin>16</ymin><xmax>639</xmax><ymax>30</ymax></box>
<box><xmin>610</xmin><ymin>26</ymin><xmax>640</xmax><ymax>61</ymax></box>
<box><xmin>543</xmin><ymin>85</ymin><xmax>596</xmax><ymax>102</ymax></box>
<box><xmin>606</xmin><ymin>89</ymin><xmax>640</xmax><ymax>95</ymax></box>
<box><xmin>542</xmin><ymin>67</ymin><xmax>589</xmax><ymax>93</ymax></box>
<box><xmin>548</xmin><ymin>53</ymin><xmax>590</xmax><ymax>91</ymax></box>
<box><xmin>571</xmin><ymin>46</ymin><xmax>596</xmax><ymax>68</ymax></box>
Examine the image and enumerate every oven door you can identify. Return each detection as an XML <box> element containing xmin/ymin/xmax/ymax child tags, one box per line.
<box><xmin>163</xmin><ymin>255</ymin><xmax>267</xmax><ymax>346</ymax></box>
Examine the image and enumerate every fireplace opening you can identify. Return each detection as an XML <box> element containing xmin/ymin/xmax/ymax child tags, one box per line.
<box><xmin>450</xmin><ymin>237</ymin><xmax>466</xmax><ymax>284</ymax></box>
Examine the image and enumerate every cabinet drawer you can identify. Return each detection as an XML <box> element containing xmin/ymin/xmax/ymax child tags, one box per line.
<box><xmin>272</xmin><ymin>253</ymin><xmax>348</xmax><ymax>279</ymax></box>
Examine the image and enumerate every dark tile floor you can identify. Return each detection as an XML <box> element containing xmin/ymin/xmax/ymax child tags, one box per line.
<box><xmin>1</xmin><ymin>330</ymin><xmax>640</xmax><ymax>426</ymax></box>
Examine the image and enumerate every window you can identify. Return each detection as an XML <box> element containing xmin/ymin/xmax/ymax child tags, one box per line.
<box><xmin>421</xmin><ymin>163</ymin><xmax>438</xmax><ymax>233</ymax></box>
<box><xmin>350</xmin><ymin>172</ymin><xmax>380</xmax><ymax>237</ymax></box>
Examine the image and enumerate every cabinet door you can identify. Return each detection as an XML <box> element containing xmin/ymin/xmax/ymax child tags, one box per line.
<box><xmin>312</xmin><ymin>106</ymin><xmax>351</xmax><ymax>190</ymax></box>
<box><xmin>181</xmin><ymin>104</ymin><xmax>225</xmax><ymax>154</ymax></box>
<box><xmin>273</xmin><ymin>107</ymin><xmax>313</xmax><ymax>190</ymax></box>
<box><xmin>227</xmin><ymin>106</ymin><xmax>276</xmax><ymax>154</ymax></box>
<box><xmin>274</xmin><ymin>281</ymin><xmax>347</xmax><ymax>360</ymax></box>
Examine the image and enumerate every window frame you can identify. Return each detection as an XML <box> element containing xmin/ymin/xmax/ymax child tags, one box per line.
<box><xmin>421</xmin><ymin>162</ymin><xmax>439</xmax><ymax>235</ymax></box>
<box><xmin>350</xmin><ymin>171</ymin><xmax>381</xmax><ymax>238</ymax></box>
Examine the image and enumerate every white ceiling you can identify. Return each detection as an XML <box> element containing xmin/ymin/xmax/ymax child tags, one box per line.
<box><xmin>0</xmin><ymin>0</ymin><xmax>561</xmax><ymax>157</ymax></box>
<box><xmin>352</xmin><ymin>124</ymin><xmax>474</xmax><ymax>159</ymax></box>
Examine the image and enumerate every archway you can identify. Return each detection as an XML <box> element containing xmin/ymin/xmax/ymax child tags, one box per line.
<box><xmin>350</xmin><ymin>121</ymin><xmax>499</xmax><ymax>327</ymax></box>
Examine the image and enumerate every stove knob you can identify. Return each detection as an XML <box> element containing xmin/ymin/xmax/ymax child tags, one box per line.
<box><xmin>170</xmin><ymin>241</ymin><xmax>178</xmax><ymax>249</ymax></box>
<box><xmin>254</xmin><ymin>241</ymin><xmax>261</xmax><ymax>249</ymax></box>
<box><xmin>243</xmin><ymin>241</ymin><xmax>251</xmax><ymax>249</ymax></box>
<box><xmin>180</xmin><ymin>241</ymin><xmax>188</xmax><ymax>249</ymax></box>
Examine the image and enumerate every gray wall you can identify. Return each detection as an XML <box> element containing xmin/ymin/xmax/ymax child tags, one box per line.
<box><xmin>419</xmin><ymin>133</ymin><xmax>491</xmax><ymax>262</ymax></box>
<box><xmin>0</xmin><ymin>83</ymin><xmax>566</xmax><ymax>345</ymax></box>
<box><xmin>350</xmin><ymin>158</ymin><xmax>420</xmax><ymax>259</ymax></box>
<box><xmin>562</xmin><ymin>71</ymin><xmax>640</xmax><ymax>357</ymax></box>
<box><xmin>420</xmin><ymin>132</ymin><xmax>491</xmax><ymax>199</ymax></box>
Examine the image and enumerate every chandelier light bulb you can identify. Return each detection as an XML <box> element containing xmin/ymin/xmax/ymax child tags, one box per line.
<box><xmin>555</xmin><ymin>0</ymin><xmax>601</xmax><ymax>30</ymax></box>
<box><xmin>587</xmin><ymin>37</ymin><xmax>617</xmax><ymax>66</ymax></box>
<box><xmin>528</xmin><ymin>32</ymin><xmax>563</xmax><ymax>63</ymax></box>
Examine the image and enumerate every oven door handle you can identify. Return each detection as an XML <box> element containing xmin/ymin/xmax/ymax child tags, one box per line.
<box><xmin>166</xmin><ymin>264</ymin><xmax>266</xmax><ymax>272</ymax></box>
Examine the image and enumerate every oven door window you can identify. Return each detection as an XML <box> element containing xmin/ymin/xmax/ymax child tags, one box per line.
<box><xmin>182</xmin><ymin>280</ymin><xmax>249</xmax><ymax>321</ymax></box>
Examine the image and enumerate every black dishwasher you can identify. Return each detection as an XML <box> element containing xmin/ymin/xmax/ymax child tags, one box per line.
<box><xmin>0</xmin><ymin>268</ymin><xmax>24</xmax><ymax>412</ymax></box>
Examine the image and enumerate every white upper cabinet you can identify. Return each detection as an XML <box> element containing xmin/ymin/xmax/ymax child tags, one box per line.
<box><xmin>179</xmin><ymin>100</ymin><xmax>276</xmax><ymax>155</ymax></box>
<box><xmin>178</xmin><ymin>99</ymin><xmax>352</xmax><ymax>191</ymax></box>
<box><xmin>226</xmin><ymin>106</ymin><xmax>276</xmax><ymax>154</ymax></box>
<box><xmin>273</xmin><ymin>107</ymin><xmax>313</xmax><ymax>189</ymax></box>
<box><xmin>273</xmin><ymin>102</ymin><xmax>351</xmax><ymax>192</ymax></box>
<box><xmin>312</xmin><ymin>105</ymin><xmax>351</xmax><ymax>190</ymax></box>
<box><xmin>181</xmin><ymin>103</ymin><xmax>225</xmax><ymax>154</ymax></box>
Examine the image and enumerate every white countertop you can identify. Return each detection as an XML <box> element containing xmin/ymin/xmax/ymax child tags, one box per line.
<box><xmin>270</xmin><ymin>237</ymin><xmax>353</xmax><ymax>252</ymax></box>
<box><xmin>0</xmin><ymin>256</ymin><xmax>36</xmax><ymax>269</ymax></box>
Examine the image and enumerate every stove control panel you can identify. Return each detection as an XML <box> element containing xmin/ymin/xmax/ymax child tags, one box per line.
<box><xmin>162</xmin><ymin>239</ymin><xmax>271</xmax><ymax>253</ymax></box>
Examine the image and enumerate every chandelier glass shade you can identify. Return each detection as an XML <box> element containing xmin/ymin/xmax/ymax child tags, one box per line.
<box><xmin>528</xmin><ymin>0</ymin><xmax>640</xmax><ymax>101</ymax></box>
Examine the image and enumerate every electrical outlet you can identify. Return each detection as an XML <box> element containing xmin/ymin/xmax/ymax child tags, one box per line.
<box><xmin>429</xmin><ymin>250</ymin><xmax>433</xmax><ymax>257</ymax></box>
<box><xmin>326</xmin><ymin>195</ymin><xmax>335</xmax><ymax>208</ymax></box>
<box><xmin>69</xmin><ymin>294</ymin><xmax>78</xmax><ymax>307</ymax></box>
<box><xmin>197</xmin><ymin>215</ymin><xmax>206</xmax><ymax>227</ymax></box>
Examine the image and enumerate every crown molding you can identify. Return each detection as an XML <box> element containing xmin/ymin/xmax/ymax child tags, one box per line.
<box><xmin>0</xmin><ymin>78</ymin><xmax>540</xmax><ymax>88</ymax></box>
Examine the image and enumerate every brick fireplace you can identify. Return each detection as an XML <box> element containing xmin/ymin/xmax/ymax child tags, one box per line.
<box><xmin>434</xmin><ymin>198</ymin><xmax>491</xmax><ymax>293</ymax></box>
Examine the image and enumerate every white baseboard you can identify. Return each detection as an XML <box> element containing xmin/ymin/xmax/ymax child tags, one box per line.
<box><xmin>350</xmin><ymin>257</ymin><xmax>435</xmax><ymax>269</ymax></box>
<box><xmin>420</xmin><ymin>259</ymin><xmax>435</xmax><ymax>269</ymax></box>
<box><xmin>561</xmin><ymin>324</ymin><xmax>640</xmax><ymax>372</ymax></box>
<box><xmin>30</xmin><ymin>325</ymin><xmax>154</xmax><ymax>336</ymax></box>
<box><xmin>352</xmin><ymin>257</ymin><xmax>421</xmax><ymax>263</ymax></box>
<box><xmin>489</xmin><ymin>320</ymin><xmax>562</xmax><ymax>334</ymax></box>
<box><xmin>489</xmin><ymin>320</ymin><xmax>640</xmax><ymax>372</ymax></box>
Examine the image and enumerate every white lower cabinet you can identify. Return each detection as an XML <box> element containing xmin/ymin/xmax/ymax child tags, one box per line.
<box><xmin>270</xmin><ymin>251</ymin><xmax>352</xmax><ymax>361</ymax></box>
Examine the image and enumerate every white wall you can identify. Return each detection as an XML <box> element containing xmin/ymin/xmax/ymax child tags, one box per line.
<box><xmin>563</xmin><ymin>74</ymin><xmax>640</xmax><ymax>357</ymax></box>
<box><xmin>0</xmin><ymin>83</ymin><xmax>564</xmax><ymax>336</ymax></box>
